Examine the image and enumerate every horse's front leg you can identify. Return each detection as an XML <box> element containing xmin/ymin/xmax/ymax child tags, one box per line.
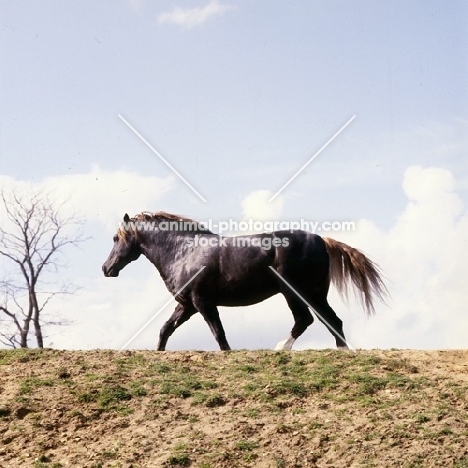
<box><xmin>157</xmin><ymin>303</ymin><xmax>196</xmax><ymax>351</ymax></box>
<box><xmin>193</xmin><ymin>298</ymin><xmax>231</xmax><ymax>351</ymax></box>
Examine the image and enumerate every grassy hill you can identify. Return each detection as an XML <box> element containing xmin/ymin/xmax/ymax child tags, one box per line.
<box><xmin>0</xmin><ymin>349</ymin><xmax>467</xmax><ymax>467</ymax></box>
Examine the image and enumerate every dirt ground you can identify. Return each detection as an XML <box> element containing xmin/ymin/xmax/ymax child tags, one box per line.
<box><xmin>0</xmin><ymin>349</ymin><xmax>467</xmax><ymax>468</ymax></box>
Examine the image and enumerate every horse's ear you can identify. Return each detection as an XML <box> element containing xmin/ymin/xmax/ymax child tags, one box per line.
<box><xmin>123</xmin><ymin>213</ymin><xmax>130</xmax><ymax>222</ymax></box>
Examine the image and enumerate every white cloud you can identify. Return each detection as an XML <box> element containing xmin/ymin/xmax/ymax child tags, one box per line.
<box><xmin>158</xmin><ymin>0</ymin><xmax>232</xmax><ymax>29</ymax></box>
<box><xmin>313</xmin><ymin>165</ymin><xmax>468</xmax><ymax>350</ymax></box>
<box><xmin>241</xmin><ymin>189</ymin><xmax>284</xmax><ymax>222</ymax></box>
<box><xmin>0</xmin><ymin>166</ymin><xmax>175</xmax><ymax>232</ymax></box>
<box><xmin>45</xmin><ymin>165</ymin><xmax>175</xmax><ymax>230</ymax></box>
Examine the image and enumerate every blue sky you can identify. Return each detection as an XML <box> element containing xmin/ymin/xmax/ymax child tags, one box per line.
<box><xmin>0</xmin><ymin>1</ymin><xmax>467</xmax><ymax>350</ymax></box>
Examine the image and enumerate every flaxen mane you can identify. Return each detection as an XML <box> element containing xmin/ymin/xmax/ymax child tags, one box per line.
<box><xmin>117</xmin><ymin>211</ymin><xmax>211</xmax><ymax>242</ymax></box>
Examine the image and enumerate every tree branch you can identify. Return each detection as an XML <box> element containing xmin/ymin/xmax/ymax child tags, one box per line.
<box><xmin>0</xmin><ymin>187</ymin><xmax>86</xmax><ymax>348</ymax></box>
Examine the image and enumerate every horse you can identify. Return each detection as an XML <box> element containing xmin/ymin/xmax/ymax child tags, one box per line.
<box><xmin>102</xmin><ymin>212</ymin><xmax>387</xmax><ymax>351</ymax></box>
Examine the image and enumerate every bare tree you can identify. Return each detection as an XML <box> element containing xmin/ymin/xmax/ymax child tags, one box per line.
<box><xmin>0</xmin><ymin>189</ymin><xmax>84</xmax><ymax>348</ymax></box>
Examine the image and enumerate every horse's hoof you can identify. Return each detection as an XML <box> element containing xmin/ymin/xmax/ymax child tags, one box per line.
<box><xmin>275</xmin><ymin>335</ymin><xmax>296</xmax><ymax>351</ymax></box>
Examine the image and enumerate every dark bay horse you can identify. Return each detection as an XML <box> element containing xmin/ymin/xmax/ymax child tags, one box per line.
<box><xmin>102</xmin><ymin>212</ymin><xmax>387</xmax><ymax>351</ymax></box>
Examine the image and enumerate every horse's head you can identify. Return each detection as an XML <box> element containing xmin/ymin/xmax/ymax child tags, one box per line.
<box><xmin>102</xmin><ymin>213</ymin><xmax>142</xmax><ymax>277</ymax></box>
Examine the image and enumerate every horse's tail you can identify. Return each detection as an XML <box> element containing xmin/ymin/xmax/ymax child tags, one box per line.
<box><xmin>322</xmin><ymin>237</ymin><xmax>387</xmax><ymax>315</ymax></box>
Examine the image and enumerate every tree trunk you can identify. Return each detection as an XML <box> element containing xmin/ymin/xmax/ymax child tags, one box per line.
<box><xmin>30</xmin><ymin>288</ymin><xmax>44</xmax><ymax>348</ymax></box>
<box><xmin>20</xmin><ymin>316</ymin><xmax>30</xmax><ymax>348</ymax></box>
<box><xmin>33</xmin><ymin>312</ymin><xmax>43</xmax><ymax>348</ymax></box>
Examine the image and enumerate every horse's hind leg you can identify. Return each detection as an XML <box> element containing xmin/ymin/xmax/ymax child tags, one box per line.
<box><xmin>311</xmin><ymin>299</ymin><xmax>349</xmax><ymax>349</ymax></box>
<box><xmin>157</xmin><ymin>303</ymin><xmax>197</xmax><ymax>351</ymax></box>
<box><xmin>276</xmin><ymin>293</ymin><xmax>314</xmax><ymax>350</ymax></box>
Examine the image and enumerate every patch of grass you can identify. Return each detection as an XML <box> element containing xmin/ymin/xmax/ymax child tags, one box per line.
<box><xmin>277</xmin><ymin>423</ymin><xmax>293</xmax><ymax>433</ymax></box>
<box><xmin>244</xmin><ymin>381</ymin><xmax>263</xmax><ymax>394</ymax></box>
<box><xmin>385</xmin><ymin>372</ymin><xmax>411</xmax><ymax>388</ymax></box>
<box><xmin>191</xmin><ymin>391</ymin><xmax>226</xmax><ymax>407</ymax></box>
<box><xmin>439</xmin><ymin>426</ymin><xmax>455</xmax><ymax>436</ymax></box>
<box><xmin>234</xmin><ymin>363</ymin><xmax>260</xmax><ymax>374</ymax></box>
<box><xmin>406</xmin><ymin>455</ymin><xmax>425</xmax><ymax>467</ymax></box>
<box><xmin>205</xmin><ymin>394</ymin><xmax>226</xmax><ymax>408</ymax></box>
<box><xmin>200</xmin><ymin>380</ymin><xmax>218</xmax><ymax>390</ymax></box>
<box><xmin>75</xmin><ymin>381</ymin><xmax>133</xmax><ymax>408</ymax></box>
<box><xmin>174</xmin><ymin>443</ymin><xmax>188</xmax><ymax>451</ymax></box>
<box><xmin>191</xmin><ymin>392</ymin><xmax>208</xmax><ymax>405</ymax></box>
<box><xmin>56</xmin><ymin>368</ymin><xmax>71</xmax><ymax>379</ymax></box>
<box><xmin>454</xmin><ymin>457</ymin><xmax>468</xmax><ymax>468</ymax></box>
<box><xmin>217</xmin><ymin>450</ymin><xmax>236</xmax><ymax>462</ymax></box>
<box><xmin>0</xmin><ymin>350</ymin><xmax>12</xmax><ymax>365</ymax></box>
<box><xmin>149</xmin><ymin>362</ymin><xmax>172</xmax><ymax>374</ymax></box>
<box><xmin>245</xmin><ymin>408</ymin><xmax>260</xmax><ymax>418</ymax></box>
<box><xmin>275</xmin><ymin>353</ymin><xmax>291</xmax><ymax>366</ymax></box>
<box><xmin>77</xmin><ymin>391</ymin><xmax>97</xmax><ymax>403</ymax></box>
<box><xmin>101</xmin><ymin>450</ymin><xmax>118</xmax><ymax>459</ymax></box>
<box><xmin>33</xmin><ymin>455</ymin><xmax>62</xmax><ymax>467</ymax></box>
<box><xmin>309</xmin><ymin>421</ymin><xmax>324</xmax><ymax>430</ymax></box>
<box><xmin>348</xmin><ymin>373</ymin><xmax>388</xmax><ymax>395</ymax></box>
<box><xmin>160</xmin><ymin>382</ymin><xmax>193</xmax><ymax>398</ymax></box>
<box><xmin>34</xmin><ymin>463</ymin><xmax>63</xmax><ymax>468</ymax></box>
<box><xmin>97</xmin><ymin>384</ymin><xmax>132</xmax><ymax>408</ymax></box>
<box><xmin>235</xmin><ymin>439</ymin><xmax>258</xmax><ymax>451</ymax></box>
<box><xmin>149</xmin><ymin>396</ymin><xmax>170</xmax><ymax>408</ymax></box>
<box><xmin>414</xmin><ymin>413</ymin><xmax>430</xmax><ymax>423</ymax></box>
<box><xmin>159</xmin><ymin>375</ymin><xmax>217</xmax><ymax>399</ymax></box>
<box><xmin>19</xmin><ymin>376</ymin><xmax>55</xmax><ymax>394</ymax></box>
<box><xmin>69</xmin><ymin>409</ymin><xmax>86</xmax><ymax>420</ymax></box>
<box><xmin>84</xmin><ymin>373</ymin><xmax>102</xmax><ymax>382</ymax></box>
<box><xmin>243</xmin><ymin>452</ymin><xmax>259</xmax><ymax>463</ymax></box>
<box><xmin>449</xmin><ymin>382</ymin><xmax>467</xmax><ymax>398</ymax></box>
<box><xmin>363</xmin><ymin>432</ymin><xmax>380</xmax><ymax>441</ymax></box>
<box><xmin>115</xmin><ymin>404</ymin><xmax>134</xmax><ymax>416</ymax></box>
<box><xmin>274</xmin><ymin>457</ymin><xmax>286</xmax><ymax>468</ymax></box>
<box><xmin>384</xmin><ymin>357</ymin><xmax>418</xmax><ymax>374</ymax></box>
<box><xmin>130</xmin><ymin>380</ymin><xmax>148</xmax><ymax>397</ymax></box>
<box><xmin>14</xmin><ymin>395</ymin><xmax>30</xmax><ymax>406</ymax></box>
<box><xmin>114</xmin><ymin>352</ymin><xmax>147</xmax><ymax>368</ymax></box>
<box><xmin>307</xmin><ymin>364</ymin><xmax>341</xmax><ymax>391</ymax></box>
<box><xmin>270</xmin><ymin>379</ymin><xmax>308</xmax><ymax>397</ymax></box>
<box><xmin>0</xmin><ymin>348</ymin><xmax>45</xmax><ymax>365</ymax></box>
<box><xmin>165</xmin><ymin>452</ymin><xmax>191</xmax><ymax>466</ymax></box>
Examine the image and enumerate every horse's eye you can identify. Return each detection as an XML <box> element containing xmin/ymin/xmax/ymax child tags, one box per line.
<box><xmin>113</xmin><ymin>235</ymin><xmax>118</xmax><ymax>242</ymax></box>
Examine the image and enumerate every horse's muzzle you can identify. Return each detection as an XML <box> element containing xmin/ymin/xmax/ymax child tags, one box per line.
<box><xmin>102</xmin><ymin>264</ymin><xmax>119</xmax><ymax>277</ymax></box>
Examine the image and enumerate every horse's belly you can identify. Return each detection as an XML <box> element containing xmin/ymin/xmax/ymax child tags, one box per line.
<box><xmin>216</xmin><ymin>279</ymin><xmax>279</xmax><ymax>306</ymax></box>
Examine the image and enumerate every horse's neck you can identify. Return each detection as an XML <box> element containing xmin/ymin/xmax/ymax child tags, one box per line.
<box><xmin>139</xmin><ymin>231</ymin><xmax>187</xmax><ymax>279</ymax></box>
